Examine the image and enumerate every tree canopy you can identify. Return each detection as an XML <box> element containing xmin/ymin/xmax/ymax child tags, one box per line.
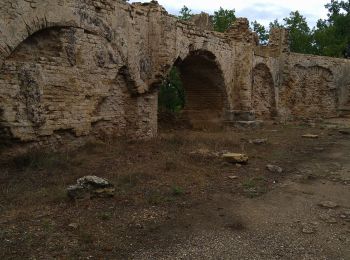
<box><xmin>212</xmin><ymin>7</ymin><xmax>236</xmax><ymax>32</ymax></box>
<box><xmin>313</xmin><ymin>0</ymin><xmax>350</xmax><ymax>57</ymax></box>
<box><xmin>179</xmin><ymin>5</ymin><xmax>193</xmax><ymax>21</ymax></box>
<box><xmin>251</xmin><ymin>20</ymin><xmax>269</xmax><ymax>44</ymax></box>
<box><xmin>283</xmin><ymin>11</ymin><xmax>314</xmax><ymax>54</ymax></box>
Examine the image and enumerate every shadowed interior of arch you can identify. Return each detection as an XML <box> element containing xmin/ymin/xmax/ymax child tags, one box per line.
<box><xmin>158</xmin><ymin>50</ymin><xmax>228</xmax><ymax>129</ymax></box>
<box><xmin>252</xmin><ymin>63</ymin><xmax>276</xmax><ymax>119</ymax></box>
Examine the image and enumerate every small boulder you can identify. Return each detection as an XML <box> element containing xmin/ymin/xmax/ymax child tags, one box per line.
<box><xmin>67</xmin><ymin>176</ymin><xmax>115</xmax><ymax>200</ymax></box>
<box><xmin>318</xmin><ymin>201</ymin><xmax>338</xmax><ymax>209</ymax></box>
<box><xmin>266</xmin><ymin>164</ymin><xmax>283</xmax><ymax>174</ymax></box>
<box><xmin>301</xmin><ymin>223</ymin><xmax>316</xmax><ymax>234</ymax></box>
<box><xmin>222</xmin><ymin>153</ymin><xmax>248</xmax><ymax>164</ymax></box>
<box><xmin>68</xmin><ymin>223</ymin><xmax>79</xmax><ymax>230</ymax></box>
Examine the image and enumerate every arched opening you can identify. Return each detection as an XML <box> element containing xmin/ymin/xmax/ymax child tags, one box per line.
<box><xmin>0</xmin><ymin>26</ymin><xmax>144</xmax><ymax>142</ymax></box>
<box><xmin>158</xmin><ymin>50</ymin><xmax>228</xmax><ymax>130</ymax></box>
<box><xmin>252</xmin><ymin>63</ymin><xmax>276</xmax><ymax>119</ymax></box>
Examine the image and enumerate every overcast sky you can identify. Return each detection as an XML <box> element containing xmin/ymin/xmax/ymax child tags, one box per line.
<box><xmin>130</xmin><ymin>0</ymin><xmax>330</xmax><ymax>28</ymax></box>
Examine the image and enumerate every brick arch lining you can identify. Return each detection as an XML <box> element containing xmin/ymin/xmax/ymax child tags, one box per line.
<box><xmin>0</xmin><ymin>26</ymin><xmax>156</xmax><ymax>142</ymax></box>
<box><xmin>177</xmin><ymin>50</ymin><xmax>228</xmax><ymax>129</ymax></box>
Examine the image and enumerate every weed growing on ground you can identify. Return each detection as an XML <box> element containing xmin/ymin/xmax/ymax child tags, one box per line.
<box><xmin>242</xmin><ymin>178</ymin><xmax>256</xmax><ymax>189</ymax></box>
<box><xmin>99</xmin><ymin>212</ymin><xmax>113</xmax><ymax>221</ymax></box>
<box><xmin>172</xmin><ymin>186</ymin><xmax>184</xmax><ymax>196</ymax></box>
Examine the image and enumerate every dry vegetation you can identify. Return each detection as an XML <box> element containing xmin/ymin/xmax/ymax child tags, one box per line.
<box><xmin>0</xmin><ymin>123</ymin><xmax>343</xmax><ymax>258</ymax></box>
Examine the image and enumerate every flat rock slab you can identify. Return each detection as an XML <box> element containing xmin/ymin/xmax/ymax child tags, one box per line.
<box><xmin>301</xmin><ymin>223</ymin><xmax>317</xmax><ymax>234</ymax></box>
<box><xmin>318</xmin><ymin>201</ymin><xmax>338</xmax><ymax>209</ymax></box>
<box><xmin>222</xmin><ymin>153</ymin><xmax>248</xmax><ymax>164</ymax></box>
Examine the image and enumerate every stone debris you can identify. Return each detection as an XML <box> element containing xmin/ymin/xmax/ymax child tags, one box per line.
<box><xmin>67</xmin><ymin>176</ymin><xmax>115</xmax><ymax>199</ymax></box>
<box><xmin>228</xmin><ymin>176</ymin><xmax>238</xmax><ymax>180</ymax></box>
<box><xmin>302</xmin><ymin>134</ymin><xmax>319</xmax><ymax>139</ymax></box>
<box><xmin>222</xmin><ymin>153</ymin><xmax>248</xmax><ymax>164</ymax></box>
<box><xmin>340</xmin><ymin>210</ymin><xmax>350</xmax><ymax>222</ymax></box>
<box><xmin>249</xmin><ymin>138</ymin><xmax>267</xmax><ymax>145</ymax></box>
<box><xmin>266</xmin><ymin>164</ymin><xmax>283</xmax><ymax>174</ymax></box>
<box><xmin>317</xmin><ymin>201</ymin><xmax>338</xmax><ymax>209</ymax></box>
<box><xmin>301</xmin><ymin>223</ymin><xmax>317</xmax><ymax>234</ymax></box>
<box><xmin>319</xmin><ymin>214</ymin><xmax>338</xmax><ymax>224</ymax></box>
<box><xmin>68</xmin><ymin>223</ymin><xmax>79</xmax><ymax>229</ymax></box>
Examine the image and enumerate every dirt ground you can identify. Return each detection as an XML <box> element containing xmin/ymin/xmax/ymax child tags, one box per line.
<box><xmin>0</xmin><ymin>120</ymin><xmax>350</xmax><ymax>259</ymax></box>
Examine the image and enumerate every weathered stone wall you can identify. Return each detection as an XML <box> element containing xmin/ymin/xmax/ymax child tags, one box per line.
<box><xmin>279</xmin><ymin>53</ymin><xmax>350</xmax><ymax>120</ymax></box>
<box><xmin>0</xmin><ymin>0</ymin><xmax>350</xmax><ymax>149</ymax></box>
<box><xmin>253</xmin><ymin>29</ymin><xmax>350</xmax><ymax>121</ymax></box>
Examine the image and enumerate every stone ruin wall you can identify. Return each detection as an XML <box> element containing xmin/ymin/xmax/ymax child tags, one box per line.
<box><xmin>253</xmin><ymin>29</ymin><xmax>350</xmax><ymax>121</ymax></box>
<box><xmin>280</xmin><ymin>53</ymin><xmax>350</xmax><ymax>121</ymax></box>
<box><xmin>0</xmin><ymin>0</ymin><xmax>237</xmax><ymax>148</ymax></box>
<box><xmin>0</xmin><ymin>0</ymin><xmax>350</xmax><ymax>150</ymax></box>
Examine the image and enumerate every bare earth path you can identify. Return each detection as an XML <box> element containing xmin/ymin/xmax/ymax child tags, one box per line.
<box><xmin>133</xmin><ymin>123</ymin><xmax>350</xmax><ymax>260</ymax></box>
<box><xmin>134</xmin><ymin>143</ymin><xmax>350</xmax><ymax>259</ymax></box>
<box><xmin>0</xmin><ymin>121</ymin><xmax>350</xmax><ymax>259</ymax></box>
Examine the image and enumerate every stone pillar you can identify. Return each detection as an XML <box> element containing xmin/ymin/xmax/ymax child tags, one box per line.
<box><xmin>226</xmin><ymin>18</ymin><xmax>256</xmax><ymax>122</ymax></box>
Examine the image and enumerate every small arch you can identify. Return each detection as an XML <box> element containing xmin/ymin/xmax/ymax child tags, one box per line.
<box><xmin>160</xmin><ymin>50</ymin><xmax>229</xmax><ymax>129</ymax></box>
<box><xmin>252</xmin><ymin>63</ymin><xmax>276</xmax><ymax>119</ymax></box>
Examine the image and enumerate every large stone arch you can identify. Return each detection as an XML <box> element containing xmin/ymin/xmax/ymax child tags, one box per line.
<box><xmin>0</xmin><ymin>0</ymin><xmax>159</xmax><ymax>95</ymax></box>
<box><xmin>252</xmin><ymin>63</ymin><xmax>276</xmax><ymax>119</ymax></box>
<box><xmin>0</xmin><ymin>1</ymin><xmax>115</xmax><ymax>66</ymax></box>
<box><xmin>0</xmin><ymin>25</ymin><xmax>157</xmax><ymax>143</ymax></box>
<box><xmin>174</xmin><ymin>49</ymin><xmax>229</xmax><ymax>129</ymax></box>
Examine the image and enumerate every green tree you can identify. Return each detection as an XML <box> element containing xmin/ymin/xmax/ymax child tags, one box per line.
<box><xmin>158</xmin><ymin>67</ymin><xmax>185</xmax><ymax>113</ymax></box>
<box><xmin>269</xmin><ymin>19</ymin><xmax>283</xmax><ymax>30</ymax></box>
<box><xmin>251</xmin><ymin>20</ymin><xmax>269</xmax><ymax>44</ymax></box>
<box><xmin>283</xmin><ymin>11</ymin><xmax>314</xmax><ymax>54</ymax></box>
<box><xmin>212</xmin><ymin>7</ymin><xmax>236</xmax><ymax>32</ymax></box>
<box><xmin>179</xmin><ymin>5</ymin><xmax>193</xmax><ymax>21</ymax></box>
<box><xmin>313</xmin><ymin>0</ymin><xmax>350</xmax><ymax>57</ymax></box>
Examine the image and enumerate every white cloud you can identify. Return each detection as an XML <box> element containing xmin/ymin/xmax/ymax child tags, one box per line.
<box><xmin>130</xmin><ymin>0</ymin><xmax>330</xmax><ymax>27</ymax></box>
